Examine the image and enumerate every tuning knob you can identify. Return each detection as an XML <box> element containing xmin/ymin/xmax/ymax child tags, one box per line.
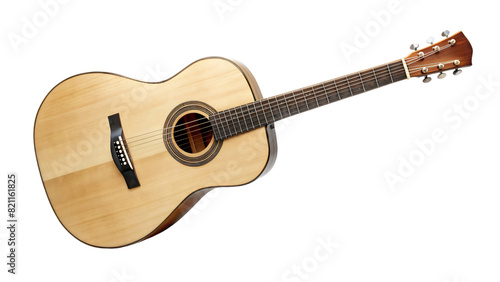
<box><xmin>426</xmin><ymin>36</ymin><xmax>435</xmax><ymax>45</ymax></box>
<box><xmin>453</xmin><ymin>69</ymin><xmax>462</xmax><ymax>75</ymax></box>
<box><xmin>423</xmin><ymin>76</ymin><xmax>432</xmax><ymax>83</ymax></box>
<box><xmin>410</xmin><ymin>43</ymin><xmax>419</xmax><ymax>51</ymax></box>
<box><xmin>438</xmin><ymin>72</ymin><xmax>447</xmax><ymax>79</ymax></box>
<box><xmin>441</xmin><ymin>30</ymin><xmax>450</xmax><ymax>38</ymax></box>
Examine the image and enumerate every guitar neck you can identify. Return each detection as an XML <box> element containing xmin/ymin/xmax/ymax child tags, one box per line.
<box><xmin>210</xmin><ymin>59</ymin><xmax>409</xmax><ymax>140</ymax></box>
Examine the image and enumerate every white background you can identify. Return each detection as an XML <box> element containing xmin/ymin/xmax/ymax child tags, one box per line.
<box><xmin>1</xmin><ymin>0</ymin><xmax>499</xmax><ymax>281</ymax></box>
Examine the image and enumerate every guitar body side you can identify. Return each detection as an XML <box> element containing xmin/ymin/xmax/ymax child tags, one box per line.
<box><xmin>34</xmin><ymin>57</ymin><xmax>277</xmax><ymax>248</ymax></box>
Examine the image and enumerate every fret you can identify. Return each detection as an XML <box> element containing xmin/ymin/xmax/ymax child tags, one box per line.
<box><xmin>235</xmin><ymin>108</ymin><xmax>242</xmax><ymax>133</ymax></box>
<box><xmin>301</xmin><ymin>88</ymin><xmax>309</xmax><ymax>111</ymax></box>
<box><xmin>220</xmin><ymin>112</ymin><xmax>228</xmax><ymax>138</ymax></box>
<box><xmin>253</xmin><ymin>101</ymin><xmax>261</xmax><ymax>127</ymax></box>
<box><xmin>311</xmin><ymin>86</ymin><xmax>320</xmax><ymax>107</ymax></box>
<box><xmin>268</xmin><ymin>98</ymin><xmax>276</xmax><ymax>122</ymax></box>
<box><xmin>359</xmin><ymin>69</ymin><xmax>378</xmax><ymax>92</ymax></box>
<box><xmin>291</xmin><ymin>91</ymin><xmax>300</xmax><ymax>114</ymax></box>
<box><xmin>240</xmin><ymin>105</ymin><xmax>249</xmax><ymax>132</ymax></box>
<box><xmin>386</xmin><ymin>63</ymin><xmax>394</xmax><ymax>83</ymax></box>
<box><xmin>358</xmin><ymin>72</ymin><xmax>366</xmax><ymax>92</ymax></box>
<box><xmin>282</xmin><ymin>93</ymin><xmax>291</xmax><ymax>117</ymax></box>
<box><xmin>234</xmin><ymin>107</ymin><xmax>243</xmax><ymax>133</ymax></box>
<box><xmin>351</xmin><ymin>73</ymin><xmax>365</xmax><ymax>95</ymax></box>
<box><xmin>225</xmin><ymin>109</ymin><xmax>232</xmax><ymax>135</ymax></box>
<box><xmin>228</xmin><ymin>109</ymin><xmax>237</xmax><ymax>135</ymax></box>
<box><xmin>230</xmin><ymin>111</ymin><xmax>236</xmax><ymax>135</ymax></box>
<box><xmin>322</xmin><ymin>82</ymin><xmax>330</xmax><ymax>103</ymax></box>
<box><xmin>218</xmin><ymin>114</ymin><xmax>225</xmax><ymax>139</ymax></box>
<box><xmin>231</xmin><ymin>110</ymin><xmax>238</xmax><ymax>135</ymax></box>
<box><xmin>267</xmin><ymin>99</ymin><xmax>273</xmax><ymax>122</ymax></box>
<box><xmin>246</xmin><ymin>104</ymin><xmax>255</xmax><ymax>129</ymax></box>
<box><xmin>266</xmin><ymin>99</ymin><xmax>276</xmax><ymax>121</ymax></box>
<box><xmin>391</xmin><ymin>61</ymin><xmax>407</xmax><ymax>81</ymax></box>
<box><xmin>372</xmin><ymin>67</ymin><xmax>380</xmax><ymax>87</ymax></box>
<box><xmin>374</xmin><ymin>65</ymin><xmax>392</xmax><ymax>87</ymax></box>
<box><xmin>284</xmin><ymin>93</ymin><xmax>295</xmax><ymax>116</ymax></box>
<box><xmin>259</xmin><ymin>100</ymin><xmax>268</xmax><ymax>124</ymax></box>
<box><xmin>333</xmin><ymin>79</ymin><xmax>341</xmax><ymax>100</ymax></box>
<box><xmin>211</xmin><ymin>114</ymin><xmax>222</xmax><ymax>140</ymax></box>
<box><xmin>345</xmin><ymin>76</ymin><xmax>353</xmax><ymax>96</ymax></box>
<box><xmin>275</xmin><ymin>96</ymin><xmax>283</xmax><ymax>119</ymax></box>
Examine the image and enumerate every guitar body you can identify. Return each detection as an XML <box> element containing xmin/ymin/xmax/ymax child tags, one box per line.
<box><xmin>34</xmin><ymin>57</ymin><xmax>277</xmax><ymax>248</ymax></box>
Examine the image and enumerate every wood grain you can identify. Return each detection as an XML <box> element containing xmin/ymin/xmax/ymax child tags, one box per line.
<box><xmin>34</xmin><ymin>58</ymin><xmax>275</xmax><ymax>248</ymax></box>
<box><xmin>404</xmin><ymin>31</ymin><xmax>473</xmax><ymax>77</ymax></box>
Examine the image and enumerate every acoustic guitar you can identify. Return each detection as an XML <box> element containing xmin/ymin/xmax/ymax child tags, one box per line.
<box><xmin>34</xmin><ymin>31</ymin><xmax>473</xmax><ymax>248</ymax></box>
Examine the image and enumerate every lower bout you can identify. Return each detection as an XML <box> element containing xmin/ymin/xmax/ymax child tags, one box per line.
<box><xmin>46</xmin><ymin>124</ymin><xmax>277</xmax><ymax>248</ymax></box>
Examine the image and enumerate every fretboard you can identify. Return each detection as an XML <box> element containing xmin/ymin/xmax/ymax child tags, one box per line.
<box><xmin>210</xmin><ymin>59</ymin><xmax>408</xmax><ymax>140</ymax></box>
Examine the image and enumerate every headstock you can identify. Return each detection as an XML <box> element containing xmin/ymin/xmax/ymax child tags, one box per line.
<box><xmin>404</xmin><ymin>31</ymin><xmax>473</xmax><ymax>82</ymax></box>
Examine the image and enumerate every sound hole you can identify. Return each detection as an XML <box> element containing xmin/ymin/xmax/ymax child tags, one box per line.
<box><xmin>173</xmin><ymin>113</ymin><xmax>213</xmax><ymax>154</ymax></box>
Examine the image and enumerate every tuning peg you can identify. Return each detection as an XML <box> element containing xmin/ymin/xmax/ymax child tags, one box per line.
<box><xmin>423</xmin><ymin>75</ymin><xmax>432</xmax><ymax>83</ymax></box>
<box><xmin>426</xmin><ymin>36</ymin><xmax>435</xmax><ymax>45</ymax></box>
<box><xmin>453</xmin><ymin>69</ymin><xmax>462</xmax><ymax>75</ymax></box>
<box><xmin>441</xmin><ymin>30</ymin><xmax>450</xmax><ymax>38</ymax></box>
<box><xmin>438</xmin><ymin>72</ymin><xmax>447</xmax><ymax>79</ymax></box>
<box><xmin>410</xmin><ymin>43</ymin><xmax>419</xmax><ymax>51</ymax></box>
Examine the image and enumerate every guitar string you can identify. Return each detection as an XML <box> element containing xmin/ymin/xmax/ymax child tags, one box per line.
<box><xmin>128</xmin><ymin>43</ymin><xmax>455</xmax><ymax>149</ymax></box>
<box><xmin>130</xmin><ymin>54</ymin><xmax>449</xmax><ymax>150</ymax></box>
<box><xmin>126</xmin><ymin>56</ymin><xmax>422</xmax><ymax>143</ymax></box>
<box><xmin>129</xmin><ymin>55</ymin><xmax>440</xmax><ymax>148</ymax></box>
<box><xmin>128</xmin><ymin>65</ymin><xmax>407</xmax><ymax>147</ymax></box>
<box><xmin>130</xmin><ymin>49</ymin><xmax>454</xmax><ymax>150</ymax></box>
<box><xmin>129</xmin><ymin>65</ymin><xmax>412</xmax><ymax>149</ymax></box>
<box><xmin>407</xmin><ymin>60</ymin><xmax>458</xmax><ymax>70</ymax></box>
<box><xmin>127</xmin><ymin>42</ymin><xmax>452</xmax><ymax>145</ymax></box>
<box><xmin>125</xmin><ymin>45</ymin><xmax>445</xmax><ymax>145</ymax></box>
<box><xmin>125</xmin><ymin>63</ymin><xmax>406</xmax><ymax>144</ymax></box>
<box><xmin>128</xmin><ymin>61</ymin><xmax>413</xmax><ymax>145</ymax></box>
